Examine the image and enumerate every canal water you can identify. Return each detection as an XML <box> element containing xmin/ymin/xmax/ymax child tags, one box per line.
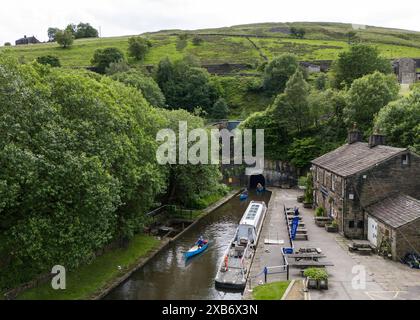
<box><xmin>104</xmin><ymin>190</ymin><xmax>271</xmax><ymax>300</ymax></box>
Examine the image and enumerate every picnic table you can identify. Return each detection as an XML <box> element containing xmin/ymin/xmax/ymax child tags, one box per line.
<box><xmin>287</xmin><ymin>215</ymin><xmax>303</xmax><ymax>221</ymax></box>
<box><xmin>297</xmin><ymin>247</ymin><xmax>322</xmax><ymax>254</ymax></box>
<box><xmin>285</xmin><ymin>253</ymin><xmax>326</xmax><ymax>261</ymax></box>
<box><xmin>289</xmin><ymin>260</ymin><xmax>334</xmax><ymax>269</ymax></box>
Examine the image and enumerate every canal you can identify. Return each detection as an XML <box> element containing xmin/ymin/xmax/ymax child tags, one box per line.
<box><xmin>104</xmin><ymin>190</ymin><xmax>271</xmax><ymax>300</ymax></box>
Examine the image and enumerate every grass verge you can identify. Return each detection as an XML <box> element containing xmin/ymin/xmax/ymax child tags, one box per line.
<box><xmin>16</xmin><ymin>234</ymin><xmax>160</xmax><ymax>300</ymax></box>
<box><xmin>252</xmin><ymin>281</ymin><xmax>291</xmax><ymax>300</ymax></box>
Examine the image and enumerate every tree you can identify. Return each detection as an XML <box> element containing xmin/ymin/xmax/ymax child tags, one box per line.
<box><xmin>65</xmin><ymin>24</ymin><xmax>77</xmax><ymax>36</ymax></box>
<box><xmin>159</xmin><ymin>109</ymin><xmax>223</xmax><ymax>207</ymax></box>
<box><xmin>36</xmin><ymin>55</ymin><xmax>61</xmax><ymax>67</ymax></box>
<box><xmin>209</xmin><ymin>97</ymin><xmax>229</xmax><ymax>119</ymax></box>
<box><xmin>55</xmin><ymin>30</ymin><xmax>74</xmax><ymax>48</ymax></box>
<box><xmin>290</xmin><ymin>27</ymin><xmax>306</xmax><ymax>39</ymax></box>
<box><xmin>192</xmin><ymin>35</ymin><xmax>203</xmax><ymax>46</ymax></box>
<box><xmin>105</xmin><ymin>60</ymin><xmax>131</xmax><ymax>75</ymax></box>
<box><xmin>271</xmin><ymin>69</ymin><xmax>311</xmax><ymax>133</ymax></box>
<box><xmin>75</xmin><ymin>23</ymin><xmax>99</xmax><ymax>39</ymax></box>
<box><xmin>288</xmin><ymin>137</ymin><xmax>321</xmax><ymax>169</ymax></box>
<box><xmin>111</xmin><ymin>70</ymin><xmax>166</xmax><ymax>107</ymax></box>
<box><xmin>91</xmin><ymin>47</ymin><xmax>125</xmax><ymax>74</ymax></box>
<box><xmin>331</xmin><ymin>44</ymin><xmax>392</xmax><ymax>88</ymax></box>
<box><xmin>374</xmin><ymin>89</ymin><xmax>420</xmax><ymax>153</ymax></box>
<box><xmin>4</xmin><ymin>42</ymin><xmax>11</xmax><ymax>46</ymax></box>
<box><xmin>128</xmin><ymin>37</ymin><xmax>151</xmax><ymax>61</ymax></box>
<box><xmin>47</xmin><ymin>27</ymin><xmax>60</xmax><ymax>41</ymax></box>
<box><xmin>344</xmin><ymin>71</ymin><xmax>399</xmax><ymax>133</ymax></box>
<box><xmin>263</xmin><ymin>54</ymin><xmax>300</xmax><ymax>94</ymax></box>
<box><xmin>345</xmin><ymin>30</ymin><xmax>358</xmax><ymax>44</ymax></box>
<box><xmin>156</xmin><ymin>58</ymin><xmax>220</xmax><ymax>113</ymax></box>
<box><xmin>0</xmin><ymin>56</ymin><xmax>168</xmax><ymax>288</ymax></box>
<box><xmin>315</xmin><ymin>73</ymin><xmax>329</xmax><ymax>90</ymax></box>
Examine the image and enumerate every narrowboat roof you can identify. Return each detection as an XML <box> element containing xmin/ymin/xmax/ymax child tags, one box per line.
<box><xmin>240</xmin><ymin>201</ymin><xmax>265</xmax><ymax>226</ymax></box>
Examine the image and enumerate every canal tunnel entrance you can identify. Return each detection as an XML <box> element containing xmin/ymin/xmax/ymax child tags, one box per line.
<box><xmin>249</xmin><ymin>174</ymin><xmax>265</xmax><ymax>189</ymax></box>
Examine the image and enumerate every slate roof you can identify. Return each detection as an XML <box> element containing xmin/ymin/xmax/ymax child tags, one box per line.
<box><xmin>367</xmin><ymin>194</ymin><xmax>420</xmax><ymax>228</ymax></box>
<box><xmin>311</xmin><ymin>142</ymin><xmax>406</xmax><ymax>177</ymax></box>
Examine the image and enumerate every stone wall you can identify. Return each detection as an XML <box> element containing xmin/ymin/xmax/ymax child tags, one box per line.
<box><xmin>395</xmin><ymin>219</ymin><xmax>420</xmax><ymax>261</ymax></box>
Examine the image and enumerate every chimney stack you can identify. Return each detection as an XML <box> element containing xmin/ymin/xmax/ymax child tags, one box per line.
<box><xmin>368</xmin><ymin>130</ymin><xmax>386</xmax><ymax>148</ymax></box>
<box><xmin>348</xmin><ymin>123</ymin><xmax>363</xmax><ymax>144</ymax></box>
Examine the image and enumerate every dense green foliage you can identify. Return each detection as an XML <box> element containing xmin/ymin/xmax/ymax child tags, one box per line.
<box><xmin>0</xmin><ymin>55</ymin><xmax>223</xmax><ymax>291</ymax></box>
<box><xmin>156</xmin><ymin>58</ymin><xmax>220</xmax><ymax>114</ymax></box>
<box><xmin>344</xmin><ymin>71</ymin><xmax>399</xmax><ymax>133</ymax></box>
<box><xmin>288</xmin><ymin>137</ymin><xmax>321</xmax><ymax>169</ymax></box>
<box><xmin>375</xmin><ymin>89</ymin><xmax>420</xmax><ymax>153</ymax></box>
<box><xmin>209</xmin><ymin>97</ymin><xmax>229</xmax><ymax>119</ymax></box>
<box><xmin>36</xmin><ymin>55</ymin><xmax>61</xmax><ymax>67</ymax></box>
<box><xmin>74</xmin><ymin>23</ymin><xmax>99</xmax><ymax>39</ymax></box>
<box><xmin>91</xmin><ymin>47</ymin><xmax>125</xmax><ymax>74</ymax></box>
<box><xmin>304</xmin><ymin>268</ymin><xmax>328</xmax><ymax>280</ymax></box>
<box><xmin>55</xmin><ymin>30</ymin><xmax>74</xmax><ymax>48</ymax></box>
<box><xmin>110</xmin><ymin>70</ymin><xmax>166</xmax><ymax>107</ymax></box>
<box><xmin>65</xmin><ymin>23</ymin><xmax>99</xmax><ymax>39</ymax></box>
<box><xmin>128</xmin><ymin>37</ymin><xmax>151</xmax><ymax>61</ymax></box>
<box><xmin>262</xmin><ymin>54</ymin><xmax>299</xmax><ymax>94</ymax></box>
<box><xmin>331</xmin><ymin>44</ymin><xmax>392</xmax><ymax>88</ymax></box>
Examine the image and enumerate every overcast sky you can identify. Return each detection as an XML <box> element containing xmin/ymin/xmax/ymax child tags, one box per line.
<box><xmin>1</xmin><ymin>0</ymin><xmax>420</xmax><ymax>44</ymax></box>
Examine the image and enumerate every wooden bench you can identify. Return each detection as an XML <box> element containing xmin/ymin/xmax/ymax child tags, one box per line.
<box><xmin>293</xmin><ymin>233</ymin><xmax>309</xmax><ymax>240</ymax></box>
<box><xmin>285</xmin><ymin>253</ymin><xmax>326</xmax><ymax>261</ymax></box>
<box><xmin>287</xmin><ymin>215</ymin><xmax>303</xmax><ymax>221</ymax></box>
<box><xmin>289</xmin><ymin>260</ymin><xmax>334</xmax><ymax>269</ymax></box>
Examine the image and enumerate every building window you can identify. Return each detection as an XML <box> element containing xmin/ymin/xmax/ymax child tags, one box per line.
<box><xmin>349</xmin><ymin>221</ymin><xmax>355</xmax><ymax>228</ymax></box>
<box><xmin>402</xmin><ymin>154</ymin><xmax>409</xmax><ymax>165</ymax></box>
<box><xmin>331</xmin><ymin>174</ymin><xmax>336</xmax><ymax>192</ymax></box>
<box><xmin>357</xmin><ymin>221</ymin><xmax>364</xmax><ymax>229</ymax></box>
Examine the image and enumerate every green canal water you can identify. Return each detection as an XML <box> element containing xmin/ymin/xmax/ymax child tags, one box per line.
<box><xmin>104</xmin><ymin>190</ymin><xmax>271</xmax><ymax>300</ymax></box>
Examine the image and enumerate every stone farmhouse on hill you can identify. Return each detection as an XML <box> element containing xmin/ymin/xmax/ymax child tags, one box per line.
<box><xmin>311</xmin><ymin>129</ymin><xmax>420</xmax><ymax>260</ymax></box>
<box><xmin>15</xmin><ymin>35</ymin><xmax>40</xmax><ymax>45</ymax></box>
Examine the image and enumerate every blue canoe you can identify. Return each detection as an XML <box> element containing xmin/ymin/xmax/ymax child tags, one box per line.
<box><xmin>240</xmin><ymin>193</ymin><xmax>248</xmax><ymax>201</ymax></box>
<box><xmin>185</xmin><ymin>241</ymin><xmax>209</xmax><ymax>259</ymax></box>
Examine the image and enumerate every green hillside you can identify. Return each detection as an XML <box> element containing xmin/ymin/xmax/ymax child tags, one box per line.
<box><xmin>2</xmin><ymin>22</ymin><xmax>420</xmax><ymax>68</ymax></box>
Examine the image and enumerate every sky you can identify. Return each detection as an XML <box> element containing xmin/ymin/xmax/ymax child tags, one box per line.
<box><xmin>1</xmin><ymin>0</ymin><xmax>420</xmax><ymax>44</ymax></box>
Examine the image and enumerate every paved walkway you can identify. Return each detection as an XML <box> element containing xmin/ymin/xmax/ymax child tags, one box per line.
<box><xmin>243</xmin><ymin>188</ymin><xmax>420</xmax><ymax>300</ymax></box>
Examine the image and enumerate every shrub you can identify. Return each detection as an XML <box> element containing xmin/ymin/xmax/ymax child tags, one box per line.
<box><xmin>298</xmin><ymin>176</ymin><xmax>308</xmax><ymax>188</ymax></box>
<box><xmin>128</xmin><ymin>37</ymin><xmax>151</xmax><ymax>61</ymax></box>
<box><xmin>192</xmin><ymin>36</ymin><xmax>203</xmax><ymax>46</ymax></box>
<box><xmin>304</xmin><ymin>173</ymin><xmax>313</xmax><ymax>203</ymax></box>
<box><xmin>36</xmin><ymin>55</ymin><xmax>61</xmax><ymax>67</ymax></box>
<box><xmin>303</xmin><ymin>268</ymin><xmax>328</xmax><ymax>280</ymax></box>
<box><xmin>91</xmin><ymin>47</ymin><xmax>125</xmax><ymax>74</ymax></box>
<box><xmin>4</xmin><ymin>42</ymin><xmax>11</xmax><ymax>46</ymax></box>
<box><xmin>315</xmin><ymin>206</ymin><xmax>325</xmax><ymax>217</ymax></box>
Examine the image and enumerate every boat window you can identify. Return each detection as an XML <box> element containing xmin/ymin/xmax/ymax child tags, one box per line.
<box><xmin>245</xmin><ymin>205</ymin><xmax>260</xmax><ymax>220</ymax></box>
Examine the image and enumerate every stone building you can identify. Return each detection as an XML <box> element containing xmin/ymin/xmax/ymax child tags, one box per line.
<box><xmin>15</xmin><ymin>35</ymin><xmax>40</xmax><ymax>45</ymax></box>
<box><xmin>393</xmin><ymin>58</ymin><xmax>417</xmax><ymax>84</ymax></box>
<box><xmin>311</xmin><ymin>129</ymin><xmax>420</xmax><ymax>242</ymax></box>
<box><xmin>365</xmin><ymin>194</ymin><xmax>420</xmax><ymax>260</ymax></box>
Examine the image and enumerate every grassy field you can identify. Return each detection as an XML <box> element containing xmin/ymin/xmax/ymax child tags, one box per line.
<box><xmin>16</xmin><ymin>235</ymin><xmax>160</xmax><ymax>300</ymax></box>
<box><xmin>252</xmin><ymin>281</ymin><xmax>291</xmax><ymax>300</ymax></box>
<box><xmin>2</xmin><ymin>22</ymin><xmax>420</xmax><ymax>68</ymax></box>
